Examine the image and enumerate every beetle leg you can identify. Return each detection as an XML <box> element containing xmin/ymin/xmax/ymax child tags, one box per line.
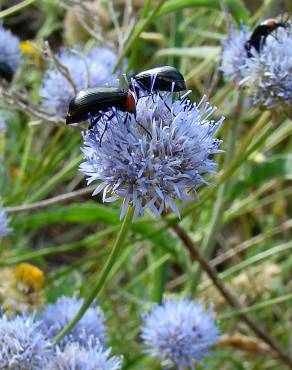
<box><xmin>163</xmin><ymin>98</ymin><xmax>171</xmax><ymax>113</ymax></box>
<box><xmin>99</xmin><ymin>119</ymin><xmax>109</xmax><ymax>146</ymax></box>
<box><xmin>88</xmin><ymin>113</ymin><xmax>101</xmax><ymax>130</ymax></box>
<box><xmin>123</xmin><ymin>112</ymin><xmax>129</xmax><ymax>125</ymax></box>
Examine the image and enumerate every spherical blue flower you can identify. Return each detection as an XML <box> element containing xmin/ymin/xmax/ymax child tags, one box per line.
<box><xmin>241</xmin><ymin>22</ymin><xmax>292</xmax><ymax>115</ymax></box>
<box><xmin>86</xmin><ymin>47</ymin><xmax>120</xmax><ymax>88</ymax></box>
<box><xmin>220</xmin><ymin>25</ymin><xmax>250</xmax><ymax>82</ymax></box>
<box><xmin>0</xmin><ymin>200</ymin><xmax>12</xmax><ymax>240</ymax></box>
<box><xmin>40</xmin><ymin>295</ymin><xmax>107</xmax><ymax>349</ymax></box>
<box><xmin>0</xmin><ymin>313</ymin><xmax>53</xmax><ymax>369</ymax></box>
<box><xmin>0</xmin><ymin>24</ymin><xmax>22</xmax><ymax>73</ymax></box>
<box><xmin>40</xmin><ymin>47</ymin><xmax>119</xmax><ymax>117</ymax></box>
<box><xmin>80</xmin><ymin>91</ymin><xmax>223</xmax><ymax>219</ymax></box>
<box><xmin>141</xmin><ymin>297</ymin><xmax>220</xmax><ymax>369</ymax></box>
<box><xmin>46</xmin><ymin>341</ymin><xmax>123</xmax><ymax>370</ymax></box>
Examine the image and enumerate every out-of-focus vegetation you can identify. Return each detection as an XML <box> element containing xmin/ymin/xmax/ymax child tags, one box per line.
<box><xmin>0</xmin><ymin>0</ymin><xmax>291</xmax><ymax>369</ymax></box>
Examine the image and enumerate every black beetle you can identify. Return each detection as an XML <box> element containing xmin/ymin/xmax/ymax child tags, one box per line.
<box><xmin>129</xmin><ymin>66</ymin><xmax>186</xmax><ymax>94</ymax></box>
<box><xmin>0</xmin><ymin>61</ymin><xmax>14</xmax><ymax>82</ymax></box>
<box><xmin>245</xmin><ymin>19</ymin><xmax>286</xmax><ymax>57</ymax></box>
<box><xmin>66</xmin><ymin>87</ymin><xmax>136</xmax><ymax>127</ymax></box>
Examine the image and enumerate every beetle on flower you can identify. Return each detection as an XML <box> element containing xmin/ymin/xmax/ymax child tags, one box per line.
<box><xmin>80</xmin><ymin>89</ymin><xmax>224</xmax><ymax>219</ymax></box>
<box><xmin>241</xmin><ymin>21</ymin><xmax>292</xmax><ymax>117</ymax></box>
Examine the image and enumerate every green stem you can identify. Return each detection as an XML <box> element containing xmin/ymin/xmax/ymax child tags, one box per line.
<box><xmin>215</xmin><ymin>111</ymin><xmax>271</xmax><ymax>186</ymax></box>
<box><xmin>114</xmin><ymin>0</ymin><xmax>166</xmax><ymax>71</ymax></box>
<box><xmin>54</xmin><ymin>205</ymin><xmax>134</xmax><ymax>343</ymax></box>
<box><xmin>0</xmin><ymin>0</ymin><xmax>36</xmax><ymax>19</ymax></box>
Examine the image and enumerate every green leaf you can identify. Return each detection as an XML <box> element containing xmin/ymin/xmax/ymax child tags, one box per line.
<box><xmin>0</xmin><ymin>0</ymin><xmax>36</xmax><ymax>19</ymax></box>
<box><xmin>154</xmin><ymin>46</ymin><xmax>220</xmax><ymax>59</ymax></box>
<box><xmin>220</xmin><ymin>293</ymin><xmax>292</xmax><ymax>320</ymax></box>
<box><xmin>13</xmin><ymin>202</ymin><xmax>120</xmax><ymax>230</ymax></box>
<box><xmin>157</xmin><ymin>0</ymin><xmax>250</xmax><ymax>24</ymax></box>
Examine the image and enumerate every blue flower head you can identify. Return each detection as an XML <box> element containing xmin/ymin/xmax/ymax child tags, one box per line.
<box><xmin>141</xmin><ymin>297</ymin><xmax>220</xmax><ymax>369</ymax></box>
<box><xmin>0</xmin><ymin>199</ymin><xmax>12</xmax><ymax>240</ymax></box>
<box><xmin>40</xmin><ymin>47</ymin><xmax>119</xmax><ymax>117</ymax></box>
<box><xmin>0</xmin><ymin>313</ymin><xmax>53</xmax><ymax>369</ymax></box>
<box><xmin>0</xmin><ymin>24</ymin><xmax>22</xmax><ymax>73</ymax></box>
<box><xmin>40</xmin><ymin>295</ymin><xmax>107</xmax><ymax>349</ymax></box>
<box><xmin>220</xmin><ymin>24</ymin><xmax>250</xmax><ymax>82</ymax></box>
<box><xmin>80</xmin><ymin>90</ymin><xmax>223</xmax><ymax>219</ymax></box>
<box><xmin>242</xmin><ymin>22</ymin><xmax>292</xmax><ymax>116</ymax></box>
<box><xmin>46</xmin><ymin>340</ymin><xmax>123</xmax><ymax>370</ymax></box>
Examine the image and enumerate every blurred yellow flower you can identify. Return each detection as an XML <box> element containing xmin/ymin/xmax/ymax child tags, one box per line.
<box><xmin>15</xmin><ymin>263</ymin><xmax>45</xmax><ymax>292</ymax></box>
<box><xmin>20</xmin><ymin>41</ymin><xmax>41</xmax><ymax>65</ymax></box>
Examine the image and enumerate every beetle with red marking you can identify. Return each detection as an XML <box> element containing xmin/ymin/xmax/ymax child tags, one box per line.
<box><xmin>245</xmin><ymin>19</ymin><xmax>287</xmax><ymax>57</ymax></box>
<box><xmin>66</xmin><ymin>87</ymin><xmax>136</xmax><ymax>129</ymax></box>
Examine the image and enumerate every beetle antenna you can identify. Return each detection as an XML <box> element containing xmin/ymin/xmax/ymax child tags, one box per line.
<box><xmin>99</xmin><ymin>119</ymin><xmax>109</xmax><ymax>147</ymax></box>
<box><xmin>163</xmin><ymin>96</ymin><xmax>172</xmax><ymax>113</ymax></box>
<box><xmin>88</xmin><ymin>112</ymin><xmax>101</xmax><ymax>130</ymax></box>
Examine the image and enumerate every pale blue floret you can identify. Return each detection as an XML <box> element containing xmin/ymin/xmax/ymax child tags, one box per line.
<box><xmin>40</xmin><ymin>295</ymin><xmax>107</xmax><ymax>349</ymax></box>
<box><xmin>141</xmin><ymin>297</ymin><xmax>220</xmax><ymax>369</ymax></box>
<box><xmin>0</xmin><ymin>200</ymin><xmax>12</xmax><ymax>240</ymax></box>
<box><xmin>242</xmin><ymin>23</ymin><xmax>292</xmax><ymax>112</ymax></box>
<box><xmin>220</xmin><ymin>24</ymin><xmax>250</xmax><ymax>82</ymax></box>
<box><xmin>0</xmin><ymin>24</ymin><xmax>22</xmax><ymax>72</ymax></box>
<box><xmin>40</xmin><ymin>47</ymin><xmax>119</xmax><ymax>117</ymax></box>
<box><xmin>86</xmin><ymin>47</ymin><xmax>120</xmax><ymax>88</ymax></box>
<box><xmin>46</xmin><ymin>340</ymin><xmax>123</xmax><ymax>370</ymax></box>
<box><xmin>0</xmin><ymin>314</ymin><xmax>53</xmax><ymax>370</ymax></box>
<box><xmin>80</xmin><ymin>91</ymin><xmax>224</xmax><ymax>219</ymax></box>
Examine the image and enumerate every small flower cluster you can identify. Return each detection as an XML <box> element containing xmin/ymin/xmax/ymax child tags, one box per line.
<box><xmin>221</xmin><ymin>20</ymin><xmax>292</xmax><ymax>116</ymax></box>
<box><xmin>40</xmin><ymin>47</ymin><xmax>120</xmax><ymax>117</ymax></box>
<box><xmin>46</xmin><ymin>341</ymin><xmax>123</xmax><ymax>370</ymax></box>
<box><xmin>0</xmin><ymin>295</ymin><xmax>219</xmax><ymax>369</ymax></box>
<box><xmin>40</xmin><ymin>294</ymin><xmax>107</xmax><ymax>349</ymax></box>
<box><xmin>0</xmin><ymin>314</ymin><xmax>52</xmax><ymax>369</ymax></box>
<box><xmin>0</xmin><ymin>24</ymin><xmax>22</xmax><ymax>79</ymax></box>
<box><xmin>141</xmin><ymin>296</ymin><xmax>220</xmax><ymax>369</ymax></box>
<box><xmin>0</xmin><ymin>295</ymin><xmax>122</xmax><ymax>370</ymax></box>
<box><xmin>0</xmin><ymin>199</ymin><xmax>12</xmax><ymax>240</ymax></box>
<box><xmin>80</xmin><ymin>90</ymin><xmax>223</xmax><ymax>219</ymax></box>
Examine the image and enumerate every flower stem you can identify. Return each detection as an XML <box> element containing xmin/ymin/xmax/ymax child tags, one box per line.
<box><xmin>54</xmin><ymin>205</ymin><xmax>134</xmax><ymax>343</ymax></box>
